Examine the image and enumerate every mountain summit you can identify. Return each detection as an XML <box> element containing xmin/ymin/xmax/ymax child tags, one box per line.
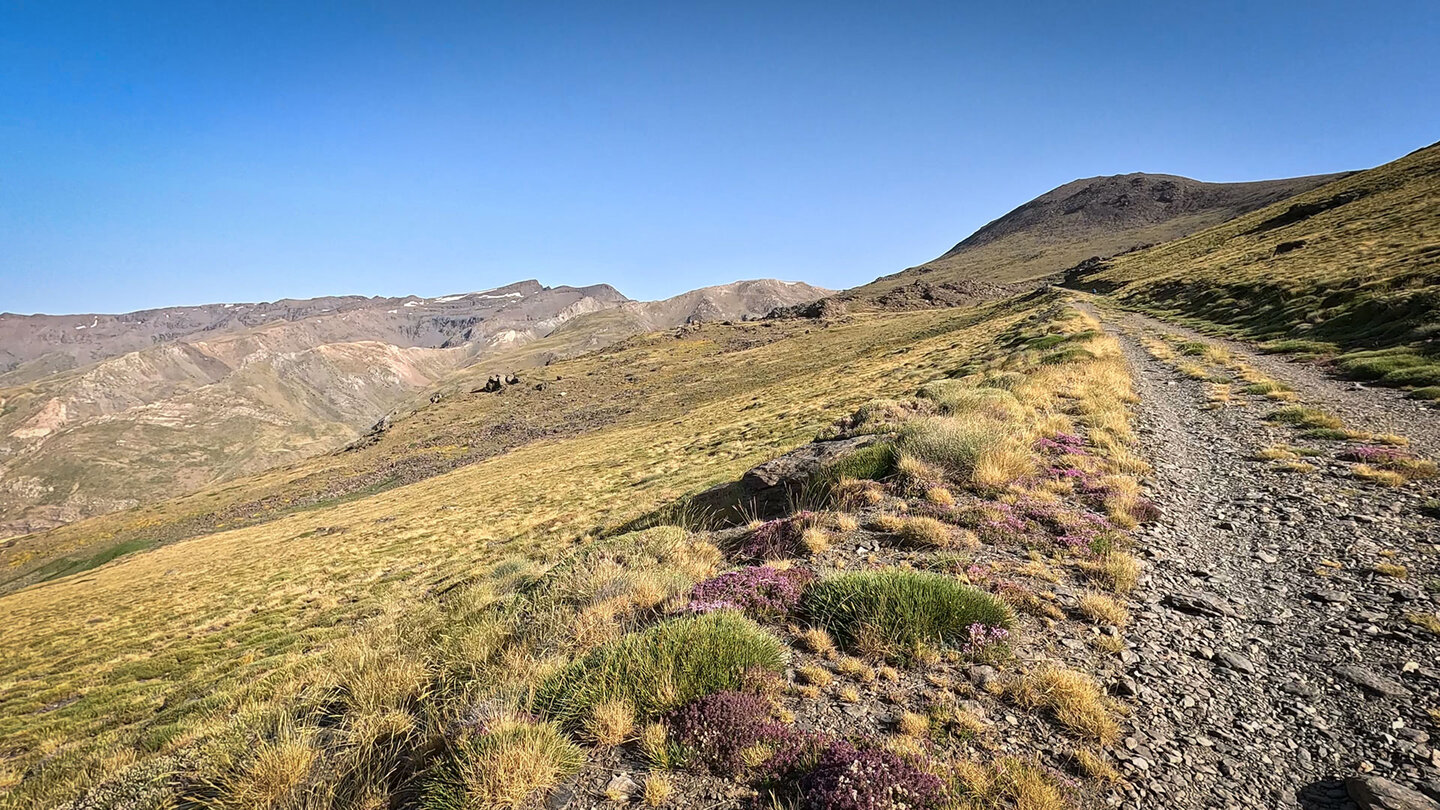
<box><xmin>849</xmin><ymin>170</ymin><xmax>1346</xmax><ymax>305</ymax></box>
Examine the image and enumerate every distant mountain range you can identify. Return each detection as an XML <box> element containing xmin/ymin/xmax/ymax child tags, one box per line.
<box><xmin>0</xmin><ymin>279</ymin><xmax>829</xmax><ymax>537</ymax></box>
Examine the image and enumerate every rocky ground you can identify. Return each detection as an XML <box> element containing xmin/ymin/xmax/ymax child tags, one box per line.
<box><xmin>1093</xmin><ymin>306</ymin><xmax>1440</xmax><ymax>809</ymax></box>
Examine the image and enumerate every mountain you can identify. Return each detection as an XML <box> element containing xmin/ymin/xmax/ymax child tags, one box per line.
<box><xmin>0</xmin><ymin>279</ymin><xmax>828</xmax><ymax>538</ymax></box>
<box><xmin>1072</xmin><ymin>141</ymin><xmax>1440</xmax><ymax>387</ymax></box>
<box><xmin>846</xmin><ymin>170</ymin><xmax>1347</xmax><ymax>306</ymax></box>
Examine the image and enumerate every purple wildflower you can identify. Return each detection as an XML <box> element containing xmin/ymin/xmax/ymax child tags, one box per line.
<box><xmin>687</xmin><ymin>566</ymin><xmax>814</xmax><ymax>620</ymax></box>
<box><xmin>798</xmin><ymin>740</ymin><xmax>947</xmax><ymax>810</ymax></box>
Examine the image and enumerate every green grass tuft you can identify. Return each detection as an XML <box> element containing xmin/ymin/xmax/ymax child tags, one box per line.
<box><xmin>533</xmin><ymin>612</ymin><xmax>787</xmax><ymax>730</ymax></box>
<box><xmin>1265</xmin><ymin>406</ymin><xmax>1343</xmax><ymax>430</ymax></box>
<box><xmin>802</xmin><ymin>568</ymin><xmax>1013</xmax><ymax>660</ymax></box>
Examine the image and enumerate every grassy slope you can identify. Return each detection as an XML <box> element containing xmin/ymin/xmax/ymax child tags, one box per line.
<box><xmin>1082</xmin><ymin>142</ymin><xmax>1440</xmax><ymax>386</ymax></box>
<box><xmin>848</xmin><ymin>172</ymin><xmax>1342</xmax><ymax>301</ymax></box>
<box><xmin>0</xmin><ymin>318</ymin><xmax>866</xmax><ymax>592</ymax></box>
<box><xmin>0</xmin><ymin>304</ymin><xmax>1029</xmax><ymax>805</ymax></box>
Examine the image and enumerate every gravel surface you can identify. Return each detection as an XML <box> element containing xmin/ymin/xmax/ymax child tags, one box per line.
<box><xmin>1092</xmin><ymin>307</ymin><xmax>1440</xmax><ymax>809</ymax></box>
<box><xmin>1107</xmin><ymin>308</ymin><xmax>1440</xmax><ymax>459</ymax></box>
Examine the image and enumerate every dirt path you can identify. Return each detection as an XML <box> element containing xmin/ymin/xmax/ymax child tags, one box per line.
<box><xmin>1087</xmin><ymin>305</ymin><xmax>1440</xmax><ymax>809</ymax></box>
<box><xmin>1102</xmin><ymin>306</ymin><xmax>1440</xmax><ymax>459</ymax></box>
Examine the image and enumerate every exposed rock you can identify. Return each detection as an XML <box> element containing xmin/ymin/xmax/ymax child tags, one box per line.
<box><xmin>1346</xmin><ymin>775</ymin><xmax>1440</xmax><ymax>810</ymax></box>
<box><xmin>1163</xmin><ymin>590</ymin><xmax>1237</xmax><ymax>617</ymax></box>
<box><xmin>1333</xmin><ymin>664</ymin><xmax>1412</xmax><ymax>698</ymax></box>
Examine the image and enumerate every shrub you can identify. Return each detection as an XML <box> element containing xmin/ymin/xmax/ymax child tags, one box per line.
<box><xmin>663</xmin><ymin>691</ymin><xmax>790</xmax><ymax>777</ymax></box>
<box><xmin>1265</xmin><ymin>406</ymin><xmax>1343</xmax><ymax>430</ymax></box>
<box><xmin>802</xmin><ymin>569</ymin><xmax>1014</xmax><ymax>660</ymax></box>
<box><xmin>687</xmin><ymin>566</ymin><xmax>814</xmax><ymax>620</ymax></box>
<box><xmin>421</xmin><ymin>719</ymin><xmax>584</xmax><ymax>810</ymax></box>
<box><xmin>740</xmin><ymin>512</ymin><xmax>816</xmax><ymax>560</ymax></box>
<box><xmin>798</xmin><ymin>740</ymin><xmax>947</xmax><ymax>810</ymax></box>
<box><xmin>534</xmin><ymin>613</ymin><xmax>787</xmax><ymax>730</ymax></box>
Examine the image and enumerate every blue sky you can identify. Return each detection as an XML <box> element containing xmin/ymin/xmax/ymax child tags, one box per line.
<box><xmin>1</xmin><ymin>1</ymin><xmax>1435</xmax><ymax>315</ymax></box>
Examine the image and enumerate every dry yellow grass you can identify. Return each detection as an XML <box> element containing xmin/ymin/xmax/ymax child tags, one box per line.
<box><xmin>795</xmin><ymin>626</ymin><xmax>836</xmax><ymax>657</ymax></box>
<box><xmin>1077</xmin><ymin>591</ymin><xmax>1130</xmax><ymax>626</ymax></box>
<box><xmin>1373</xmin><ymin>562</ymin><xmax>1409</xmax><ymax>579</ymax></box>
<box><xmin>1072</xmin><ymin>748</ymin><xmax>1122</xmax><ymax>783</ymax></box>
<box><xmin>0</xmin><ymin>305</ymin><xmax>1030</xmax><ymax>807</ymax></box>
<box><xmin>1078</xmin><ymin>551</ymin><xmax>1142</xmax><ymax>594</ymax></box>
<box><xmin>898</xmin><ymin>711</ymin><xmax>930</xmax><ymax>737</ymax></box>
<box><xmin>586</xmin><ymin>700</ymin><xmax>636</xmax><ymax>747</ymax></box>
<box><xmin>796</xmin><ymin>665</ymin><xmax>834</xmax><ymax>688</ymax></box>
<box><xmin>1354</xmin><ymin>464</ymin><xmax>1407</xmax><ymax>487</ymax></box>
<box><xmin>1013</xmin><ymin>665</ymin><xmax>1120</xmax><ymax>744</ymax></box>
<box><xmin>800</xmin><ymin>527</ymin><xmax>831</xmax><ymax>554</ymax></box>
<box><xmin>641</xmin><ymin>772</ymin><xmax>674</xmax><ymax>807</ymax></box>
<box><xmin>894</xmin><ymin>515</ymin><xmax>954</xmax><ymax>549</ymax></box>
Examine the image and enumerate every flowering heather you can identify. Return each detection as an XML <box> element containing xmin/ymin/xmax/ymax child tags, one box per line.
<box><xmin>798</xmin><ymin>740</ymin><xmax>947</xmax><ymax>810</ymax></box>
<box><xmin>664</xmin><ymin>691</ymin><xmax>793</xmax><ymax>777</ymax></box>
<box><xmin>687</xmin><ymin>566</ymin><xmax>814</xmax><ymax>620</ymax></box>
<box><xmin>1035</xmin><ymin>431</ymin><xmax>1086</xmax><ymax>455</ymax></box>
<box><xmin>963</xmin><ymin>622</ymin><xmax>1011</xmax><ymax>654</ymax></box>
<box><xmin>741</xmin><ymin>512</ymin><xmax>816</xmax><ymax>560</ymax></box>
<box><xmin>1341</xmin><ymin>446</ymin><xmax>1403</xmax><ymax>464</ymax></box>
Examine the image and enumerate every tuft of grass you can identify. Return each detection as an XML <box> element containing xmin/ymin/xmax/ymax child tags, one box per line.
<box><xmin>897</xmin><ymin>711</ymin><xmax>930</xmax><ymax>737</ymax></box>
<box><xmin>802</xmin><ymin>568</ymin><xmax>1014</xmax><ymax>660</ymax></box>
<box><xmin>795</xmin><ymin>626</ymin><xmax>836</xmax><ymax>657</ymax></box>
<box><xmin>800</xmin><ymin>527</ymin><xmax>831</xmax><ymax>555</ymax></box>
<box><xmin>586</xmin><ymin>699</ymin><xmax>636</xmax><ymax>747</ymax></box>
<box><xmin>896</xmin><ymin>416</ymin><xmax>1032</xmax><ymax>489</ymax></box>
<box><xmin>1012</xmin><ymin>665</ymin><xmax>1120</xmax><ymax>744</ymax></box>
<box><xmin>1252</xmin><ymin>445</ymin><xmax>1298</xmax><ymax>461</ymax></box>
<box><xmin>1276</xmin><ymin>460</ymin><xmax>1316</xmax><ymax>474</ymax></box>
<box><xmin>796</xmin><ymin>664</ymin><xmax>834</xmax><ymax>688</ymax></box>
<box><xmin>534</xmin><ymin>613</ymin><xmax>787</xmax><ymax>730</ymax></box>
<box><xmin>1354</xmin><ymin>465</ymin><xmax>1406</xmax><ymax>487</ymax></box>
<box><xmin>421</xmin><ymin>719</ymin><xmax>584</xmax><ymax>810</ymax></box>
<box><xmin>642</xmin><ymin>772</ymin><xmax>674</xmax><ymax>807</ymax></box>
<box><xmin>1266</xmin><ymin>406</ymin><xmax>1343</xmax><ymax>430</ymax></box>
<box><xmin>1404</xmin><ymin>612</ymin><xmax>1440</xmax><ymax>635</ymax></box>
<box><xmin>1077</xmin><ymin>591</ymin><xmax>1130</xmax><ymax>626</ymax></box>
<box><xmin>893</xmin><ymin>515</ymin><xmax>954</xmax><ymax>549</ymax></box>
<box><xmin>1409</xmin><ymin>386</ymin><xmax>1440</xmax><ymax>401</ymax></box>
<box><xmin>1072</xmin><ymin>748</ymin><xmax>1122</xmax><ymax>783</ymax></box>
<box><xmin>1373</xmin><ymin>562</ymin><xmax>1409</xmax><ymax>579</ymax></box>
<box><xmin>1077</xmin><ymin>552</ymin><xmax>1141</xmax><ymax>594</ymax></box>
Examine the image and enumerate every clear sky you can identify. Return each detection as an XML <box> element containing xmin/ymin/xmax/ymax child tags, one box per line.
<box><xmin>1</xmin><ymin>1</ymin><xmax>1435</xmax><ymax>315</ymax></box>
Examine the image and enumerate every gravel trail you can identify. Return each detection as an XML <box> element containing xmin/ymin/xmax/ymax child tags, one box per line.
<box><xmin>1103</xmin><ymin>307</ymin><xmax>1440</xmax><ymax>459</ymax></box>
<box><xmin>1089</xmin><ymin>306</ymin><xmax>1440</xmax><ymax>810</ymax></box>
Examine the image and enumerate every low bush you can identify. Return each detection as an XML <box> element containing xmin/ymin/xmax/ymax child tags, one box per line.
<box><xmin>687</xmin><ymin>566</ymin><xmax>814</xmax><ymax>620</ymax></box>
<box><xmin>802</xmin><ymin>569</ymin><xmax>1013</xmax><ymax>660</ymax></box>
<box><xmin>740</xmin><ymin>513</ymin><xmax>816</xmax><ymax>560</ymax></box>
<box><xmin>798</xmin><ymin>740</ymin><xmax>947</xmax><ymax>810</ymax></box>
<box><xmin>534</xmin><ymin>613</ymin><xmax>787</xmax><ymax>730</ymax></box>
<box><xmin>664</xmin><ymin>690</ymin><xmax>791</xmax><ymax>777</ymax></box>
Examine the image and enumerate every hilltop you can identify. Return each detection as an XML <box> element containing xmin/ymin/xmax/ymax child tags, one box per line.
<box><xmin>847</xmin><ymin>171</ymin><xmax>1344</xmax><ymax>307</ymax></box>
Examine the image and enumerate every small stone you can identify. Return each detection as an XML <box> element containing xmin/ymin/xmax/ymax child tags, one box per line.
<box><xmin>1334</xmin><ymin>665</ymin><xmax>1412</xmax><ymax>698</ymax></box>
<box><xmin>1215</xmin><ymin>650</ymin><xmax>1257</xmax><ymax>675</ymax></box>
